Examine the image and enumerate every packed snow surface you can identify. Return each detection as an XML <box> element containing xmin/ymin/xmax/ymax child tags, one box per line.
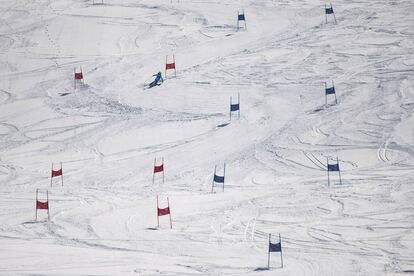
<box><xmin>0</xmin><ymin>0</ymin><xmax>413</xmax><ymax>275</ymax></box>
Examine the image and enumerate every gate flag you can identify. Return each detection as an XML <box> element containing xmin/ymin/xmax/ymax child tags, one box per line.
<box><xmin>211</xmin><ymin>163</ymin><xmax>226</xmax><ymax>192</ymax></box>
<box><xmin>213</xmin><ymin>174</ymin><xmax>225</xmax><ymax>183</ymax></box>
<box><xmin>157</xmin><ymin>196</ymin><xmax>172</xmax><ymax>229</ymax></box>
<box><xmin>269</xmin><ymin>241</ymin><xmax>281</xmax><ymax>252</ymax></box>
<box><xmin>50</xmin><ymin>162</ymin><xmax>63</xmax><ymax>187</ymax></box>
<box><xmin>267</xmin><ymin>233</ymin><xmax>283</xmax><ymax>269</ymax></box>
<box><xmin>327</xmin><ymin>157</ymin><xmax>342</xmax><ymax>186</ymax></box>
<box><xmin>325</xmin><ymin>3</ymin><xmax>337</xmax><ymax>24</ymax></box>
<box><xmin>230</xmin><ymin>103</ymin><xmax>240</xmax><ymax>112</ymax></box>
<box><xmin>153</xmin><ymin>157</ymin><xmax>165</xmax><ymax>185</ymax></box>
<box><xmin>154</xmin><ymin>164</ymin><xmax>164</xmax><ymax>173</ymax></box>
<box><xmin>158</xmin><ymin>207</ymin><xmax>170</xmax><ymax>216</ymax></box>
<box><xmin>325</xmin><ymin>86</ymin><xmax>335</xmax><ymax>95</ymax></box>
<box><xmin>327</xmin><ymin>163</ymin><xmax>339</xmax><ymax>171</ymax></box>
<box><xmin>325</xmin><ymin>7</ymin><xmax>334</xmax><ymax>14</ymax></box>
<box><xmin>35</xmin><ymin>189</ymin><xmax>50</xmax><ymax>220</ymax></box>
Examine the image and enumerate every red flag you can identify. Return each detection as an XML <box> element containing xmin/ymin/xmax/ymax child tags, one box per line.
<box><xmin>36</xmin><ymin>201</ymin><xmax>49</xmax><ymax>210</ymax></box>
<box><xmin>158</xmin><ymin>207</ymin><xmax>170</xmax><ymax>216</ymax></box>
<box><xmin>165</xmin><ymin>63</ymin><xmax>175</xmax><ymax>70</ymax></box>
<box><xmin>51</xmin><ymin>169</ymin><xmax>62</xmax><ymax>177</ymax></box>
<box><xmin>154</xmin><ymin>164</ymin><xmax>164</xmax><ymax>173</ymax></box>
<box><xmin>74</xmin><ymin>72</ymin><xmax>83</xmax><ymax>80</ymax></box>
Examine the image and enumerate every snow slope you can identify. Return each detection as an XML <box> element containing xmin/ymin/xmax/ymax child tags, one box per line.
<box><xmin>0</xmin><ymin>0</ymin><xmax>413</xmax><ymax>275</ymax></box>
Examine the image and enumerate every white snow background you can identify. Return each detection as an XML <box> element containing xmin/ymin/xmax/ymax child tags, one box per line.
<box><xmin>0</xmin><ymin>0</ymin><xmax>413</xmax><ymax>275</ymax></box>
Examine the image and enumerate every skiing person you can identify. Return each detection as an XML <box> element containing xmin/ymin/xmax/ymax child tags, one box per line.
<box><xmin>149</xmin><ymin>72</ymin><xmax>163</xmax><ymax>88</ymax></box>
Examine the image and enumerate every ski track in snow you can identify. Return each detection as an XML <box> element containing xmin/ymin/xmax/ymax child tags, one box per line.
<box><xmin>0</xmin><ymin>0</ymin><xmax>413</xmax><ymax>275</ymax></box>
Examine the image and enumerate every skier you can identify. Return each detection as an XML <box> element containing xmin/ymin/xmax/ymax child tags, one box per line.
<box><xmin>149</xmin><ymin>72</ymin><xmax>163</xmax><ymax>88</ymax></box>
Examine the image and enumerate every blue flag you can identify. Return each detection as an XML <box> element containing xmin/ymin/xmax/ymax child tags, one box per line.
<box><xmin>230</xmin><ymin>104</ymin><xmax>240</xmax><ymax>112</ymax></box>
<box><xmin>325</xmin><ymin>7</ymin><xmax>334</xmax><ymax>14</ymax></box>
<box><xmin>269</xmin><ymin>242</ymin><xmax>281</xmax><ymax>252</ymax></box>
<box><xmin>238</xmin><ymin>14</ymin><xmax>245</xmax><ymax>21</ymax></box>
<box><xmin>325</xmin><ymin>86</ymin><xmax>335</xmax><ymax>95</ymax></box>
<box><xmin>328</xmin><ymin>164</ymin><xmax>339</xmax><ymax>171</ymax></box>
<box><xmin>214</xmin><ymin>174</ymin><xmax>225</xmax><ymax>183</ymax></box>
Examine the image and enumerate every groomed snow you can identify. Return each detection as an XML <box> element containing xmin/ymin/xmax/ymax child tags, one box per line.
<box><xmin>0</xmin><ymin>0</ymin><xmax>413</xmax><ymax>275</ymax></box>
